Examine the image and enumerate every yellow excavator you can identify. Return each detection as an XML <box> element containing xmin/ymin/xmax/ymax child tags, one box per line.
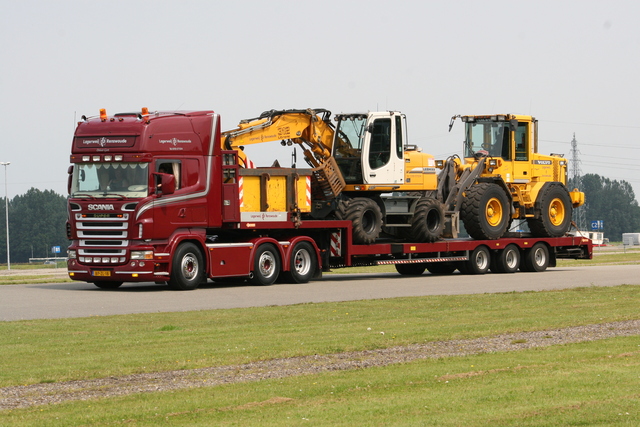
<box><xmin>222</xmin><ymin>109</ymin><xmax>444</xmax><ymax>244</ymax></box>
<box><xmin>440</xmin><ymin>114</ymin><xmax>585</xmax><ymax>239</ymax></box>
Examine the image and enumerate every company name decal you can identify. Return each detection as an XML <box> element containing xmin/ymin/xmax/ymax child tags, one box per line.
<box><xmin>240</xmin><ymin>212</ymin><xmax>287</xmax><ymax>222</ymax></box>
<box><xmin>88</xmin><ymin>204</ymin><xmax>115</xmax><ymax>211</ymax></box>
<box><xmin>159</xmin><ymin>138</ymin><xmax>193</xmax><ymax>151</ymax></box>
<box><xmin>82</xmin><ymin>137</ymin><xmax>129</xmax><ymax>147</ymax></box>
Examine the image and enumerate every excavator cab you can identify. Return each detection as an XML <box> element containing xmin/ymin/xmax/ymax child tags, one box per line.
<box><xmin>333</xmin><ymin>112</ymin><xmax>405</xmax><ymax>187</ymax></box>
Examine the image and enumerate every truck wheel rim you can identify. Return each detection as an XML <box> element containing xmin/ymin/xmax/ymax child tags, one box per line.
<box><xmin>534</xmin><ymin>247</ymin><xmax>546</xmax><ymax>266</ymax></box>
<box><xmin>181</xmin><ymin>254</ymin><xmax>198</xmax><ymax>280</ymax></box>
<box><xmin>505</xmin><ymin>249</ymin><xmax>518</xmax><ymax>269</ymax></box>
<box><xmin>485</xmin><ymin>197</ymin><xmax>503</xmax><ymax>227</ymax></box>
<box><xmin>293</xmin><ymin>249</ymin><xmax>311</xmax><ymax>276</ymax></box>
<box><xmin>475</xmin><ymin>251</ymin><xmax>489</xmax><ymax>269</ymax></box>
<box><xmin>259</xmin><ymin>252</ymin><xmax>276</xmax><ymax>278</ymax></box>
<box><xmin>548</xmin><ymin>198</ymin><xmax>565</xmax><ymax>226</ymax></box>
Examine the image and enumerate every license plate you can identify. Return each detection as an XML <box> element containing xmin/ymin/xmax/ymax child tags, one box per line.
<box><xmin>92</xmin><ymin>270</ymin><xmax>111</xmax><ymax>277</ymax></box>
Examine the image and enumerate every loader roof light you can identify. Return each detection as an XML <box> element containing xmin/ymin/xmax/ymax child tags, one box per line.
<box><xmin>99</xmin><ymin>108</ymin><xmax>107</xmax><ymax>121</ymax></box>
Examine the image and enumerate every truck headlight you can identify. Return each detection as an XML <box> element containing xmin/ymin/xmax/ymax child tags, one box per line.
<box><xmin>68</xmin><ymin>250</ymin><xmax>77</xmax><ymax>259</ymax></box>
<box><xmin>131</xmin><ymin>250</ymin><xmax>153</xmax><ymax>260</ymax></box>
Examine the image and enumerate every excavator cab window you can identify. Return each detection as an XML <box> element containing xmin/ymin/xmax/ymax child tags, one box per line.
<box><xmin>368</xmin><ymin>118</ymin><xmax>391</xmax><ymax>169</ymax></box>
<box><xmin>334</xmin><ymin>115</ymin><xmax>367</xmax><ymax>184</ymax></box>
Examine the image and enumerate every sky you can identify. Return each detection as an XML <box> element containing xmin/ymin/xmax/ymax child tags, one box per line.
<box><xmin>1</xmin><ymin>0</ymin><xmax>639</xmax><ymax>200</ymax></box>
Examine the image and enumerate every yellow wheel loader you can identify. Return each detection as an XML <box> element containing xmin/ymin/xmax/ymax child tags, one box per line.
<box><xmin>439</xmin><ymin>114</ymin><xmax>585</xmax><ymax>240</ymax></box>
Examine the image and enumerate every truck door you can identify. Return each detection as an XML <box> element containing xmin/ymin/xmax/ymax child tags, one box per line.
<box><xmin>362</xmin><ymin>113</ymin><xmax>405</xmax><ymax>185</ymax></box>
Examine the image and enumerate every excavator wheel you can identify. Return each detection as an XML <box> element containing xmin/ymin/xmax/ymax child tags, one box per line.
<box><xmin>461</xmin><ymin>183</ymin><xmax>510</xmax><ymax>240</ymax></box>
<box><xmin>336</xmin><ymin>197</ymin><xmax>382</xmax><ymax>245</ymax></box>
<box><xmin>405</xmin><ymin>197</ymin><xmax>445</xmax><ymax>243</ymax></box>
<box><xmin>527</xmin><ymin>183</ymin><xmax>573</xmax><ymax>237</ymax></box>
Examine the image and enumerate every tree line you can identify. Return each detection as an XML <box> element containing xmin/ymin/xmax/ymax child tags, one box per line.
<box><xmin>0</xmin><ymin>176</ymin><xmax>638</xmax><ymax>264</ymax></box>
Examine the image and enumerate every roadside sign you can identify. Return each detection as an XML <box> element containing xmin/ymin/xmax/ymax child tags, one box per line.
<box><xmin>51</xmin><ymin>246</ymin><xmax>61</xmax><ymax>254</ymax></box>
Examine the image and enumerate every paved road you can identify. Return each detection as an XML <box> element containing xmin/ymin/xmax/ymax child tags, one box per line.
<box><xmin>1</xmin><ymin>265</ymin><xmax>639</xmax><ymax>321</ymax></box>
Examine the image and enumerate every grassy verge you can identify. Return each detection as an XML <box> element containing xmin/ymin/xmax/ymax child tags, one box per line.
<box><xmin>3</xmin><ymin>336</ymin><xmax>639</xmax><ymax>426</ymax></box>
<box><xmin>1</xmin><ymin>285</ymin><xmax>639</xmax><ymax>389</ymax></box>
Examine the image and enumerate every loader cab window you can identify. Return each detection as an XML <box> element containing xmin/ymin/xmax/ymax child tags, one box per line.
<box><xmin>156</xmin><ymin>160</ymin><xmax>181</xmax><ymax>190</ymax></box>
<box><xmin>515</xmin><ymin>122</ymin><xmax>528</xmax><ymax>161</ymax></box>
<box><xmin>368</xmin><ymin>118</ymin><xmax>391</xmax><ymax>169</ymax></box>
<box><xmin>465</xmin><ymin>121</ymin><xmax>510</xmax><ymax>160</ymax></box>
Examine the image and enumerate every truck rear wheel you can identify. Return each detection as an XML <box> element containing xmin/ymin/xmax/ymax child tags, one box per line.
<box><xmin>528</xmin><ymin>184</ymin><xmax>573</xmax><ymax>237</ymax></box>
<box><xmin>283</xmin><ymin>241</ymin><xmax>316</xmax><ymax>284</ymax></box>
<box><xmin>251</xmin><ymin>243</ymin><xmax>280</xmax><ymax>286</ymax></box>
<box><xmin>461</xmin><ymin>183</ymin><xmax>510</xmax><ymax>240</ymax></box>
<box><xmin>458</xmin><ymin>245</ymin><xmax>491</xmax><ymax>275</ymax></box>
<box><xmin>337</xmin><ymin>197</ymin><xmax>382</xmax><ymax>244</ymax></box>
<box><xmin>395</xmin><ymin>263</ymin><xmax>426</xmax><ymax>276</ymax></box>
<box><xmin>406</xmin><ymin>198</ymin><xmax>445</xmax><ymax>243</ymax></box>
<box><xmin>520</xmin><ymin>242</ymin><xmax>550</xmax><ymax>272</ymax></box>
<box><xmin>490</xmin><ymin>244</ymin><xmax>520</xmax><ymax>273</ymax></box>
<box><xmin>168</xmin><ymin>242</ymin><xmax>205</xmax><ymax>290</ymax></box>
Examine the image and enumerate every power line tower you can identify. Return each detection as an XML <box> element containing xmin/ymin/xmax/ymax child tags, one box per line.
<box><xmin>569</xmin><ymin>133</ymin><xmax>587</xmax><ymax>230</ymax></box>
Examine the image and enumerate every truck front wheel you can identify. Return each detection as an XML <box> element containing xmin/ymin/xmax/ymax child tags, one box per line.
<box><xmin>168</xmin><ymin>242</ymin><xmax>205</xmax><ymax>290</ymax></box>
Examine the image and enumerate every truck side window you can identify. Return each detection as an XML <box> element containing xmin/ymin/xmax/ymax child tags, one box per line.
<box><xmin>369</xmin><ymin>118</ymin><xmax>391</xmax><ymax>169</ymax></box>
<box><xmin>515</xmin><ymin>123</ymin><xmax>528</xmax><ymax>161</ymax></box>
<box><xmin>157</xmin><ymin>161</ymin><xmax>181</xmax><ymax>190</ymax></box>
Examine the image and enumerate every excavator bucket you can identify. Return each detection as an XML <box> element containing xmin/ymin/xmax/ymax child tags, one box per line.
<box><xmin>311</xmin><ymin>157</ymin><xmax>345</xmax><ymax>200</ymax></box>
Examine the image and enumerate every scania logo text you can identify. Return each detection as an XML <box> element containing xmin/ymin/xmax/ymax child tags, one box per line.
<box><xmin>88</xmin><ymin>204</ymin><xmax>115</xmax><ymax>211</ymax></box>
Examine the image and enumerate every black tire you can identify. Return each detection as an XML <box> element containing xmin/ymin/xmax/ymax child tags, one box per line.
<box><xmin>520</xmin><ymin>242</ymin><xmax>550</xmax><ymax>272</ymax></box>
<box><xmin>461</xmin><ymin>183</ymin><xmax>510</xmax><ymax>240</ymax></box>
<box><xmin>282</xmin><ymin>241</ymin><xmax>317</xmax><ymax>284</ymax></box>
<box><xmin>395</xmin><ymin>263</ymin><xmax>426</xmax><ymax>276</ymax></box>
<box><xmin>336</xmin><ymin>197</ymin><xmax>382</xmax><ymax>244</ymax></box>
<box><xmin>168</xmin><ymin>242</ymin><xmax>205</xmax><ymax>290</ymax></box>
<box><xmin>527</xmin><ymin>183</ymin><xmax>573</xmax><ymax>237</ymax></box>
<box><xmin>250</xmin><ymin>243</ymin><xmax>280</xmax><ymax>286</ymax></box>
<box><xmin>490</xmin><ymin>244</ymin><xmax>520</xmax><ymax>273</ymax></box>
<box><xmin>93</xmin><ymin>281</ymin><xmax>123</xmax><ymax>289</ymax></box>
<box><xmin>459</xmin><ymin>245</ymin><xmax>491</xmax><ymax>275</ymax></box>
<box><xmin>425</xmin><ymin>262</ymin><xmax>457</xmax><ymax>275</ymax></box>
<box><xmin>406</xmin><ymin>198</ymin><xmax>445</xmax><ymax>243</ymax></box>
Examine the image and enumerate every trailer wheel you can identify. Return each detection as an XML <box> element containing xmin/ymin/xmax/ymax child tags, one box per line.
<box><xmin>528</xmin><ymin>184</ymin><xmax>573</xmax><ymax>237</ymax></box>
<box><xmin>520</xmin><ymin>242</ymin><xmax>550</xmax><ymax>272</ymax></box>
<box><xmin>491</xmin><ymin>244</ymin><xmax>520</xmax><ymax>273</ymax></box>
<box><xmin>168</xmin><ymin>242</ymin><xmax>205</xmax><ymax>290</ymax></box>
<box><xmin>283</xmin><ymin>241</ymin><xmax>316</xmax><ymax>284</ymax></box>
<box><xmin>426</xmin><ymin>262</ymin><xmax>457</xmax><ymax>275</ymax></box>
<box><xmin>337</xmin><ymin>197</ymin><xmax>382</xmax><ymax>244</ymax></box>
<box><xmin>93</xmin><ymin>281</ymin><xmax>123</xmax><ymax>289</ymax></box>
<box><xmin>406</xmin><ymin>197</ymin><xmax>445</xmax><ymax>243</ymax></box>
<box><xmin>395</xmin><ymin>263</ymin><xmax>426</xmax><ymax>276</ymax></box>
<box><xmin>458</xmin><ymin>245</ymin><xmax>491</xmax><ymax>275</ymax></box>
<box><xmin>461</xmin><ymin>183</ymin><xmax>510</xmax><ymax>240</ymax></box>
<box><xmin>250</xmin><ymin>243</ymin><xmax>280</xmax><ymax>286</ymax></box>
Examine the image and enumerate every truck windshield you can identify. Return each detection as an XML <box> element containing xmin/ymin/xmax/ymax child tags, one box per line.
<box><xmin>70</xmin><ymin>162</ymin><xmax>149</xmax><ymax>198</ymax></box>
<box><xmin>464</xmin><ymin>121</ymin><xmax>509</xmax><ymax>158</ymax></box>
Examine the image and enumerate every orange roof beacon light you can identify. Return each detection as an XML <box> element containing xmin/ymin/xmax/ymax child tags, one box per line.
<box><xmin>99</xmin><ymin>108</ymin><xmax>108</xmax><ymax>122</ymax></box>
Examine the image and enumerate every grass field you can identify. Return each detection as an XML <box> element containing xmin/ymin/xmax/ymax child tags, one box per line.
<box><xmin>1</xmin><ymin>285</ymin><xmax>640</xmax><ymax>425</ymax></box>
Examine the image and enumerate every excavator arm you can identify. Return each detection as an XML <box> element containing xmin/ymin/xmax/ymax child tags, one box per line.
<box><xmin>222</xmin><ymin>108</ymin><xmax>346</xmax><ymax>198</ymax></box>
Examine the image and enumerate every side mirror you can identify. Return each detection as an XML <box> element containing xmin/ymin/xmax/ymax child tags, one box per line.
<box><xmin>67</xmin><ymin>165</ymin><xmax>74</xmax><ymax>195</ymax></box>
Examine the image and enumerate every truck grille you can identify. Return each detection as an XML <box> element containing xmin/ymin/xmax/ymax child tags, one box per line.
<box><xmin>74</xmin><ymin>213</ymin><xmax>129</xmax><ymax>264</ymax></box>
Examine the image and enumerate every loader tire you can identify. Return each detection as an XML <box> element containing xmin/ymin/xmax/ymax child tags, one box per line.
<box><xmin>406</xmin><ymin>197</ymin><xmax>445</xmax><ymax>243</ymax></box>
<box><xmin>527</xmin><ymin>183</ymin><xmax>573</xmax><ymax>237</ymax></box>
<box><xmin>461</xmin><ymin>183</ymin><xmax>510</xmax><ymax>240</ymax></box>
<box><xmin>336</xmin><ymin>197</ymin><xmax>382</xmax><ymax>245</ymax></box>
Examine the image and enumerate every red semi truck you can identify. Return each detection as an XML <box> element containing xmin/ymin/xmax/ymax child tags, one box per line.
<box><xmin>66</xmin><ymin>109</ymin><xmax>592</xmax><ymax>290</ymax></box>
